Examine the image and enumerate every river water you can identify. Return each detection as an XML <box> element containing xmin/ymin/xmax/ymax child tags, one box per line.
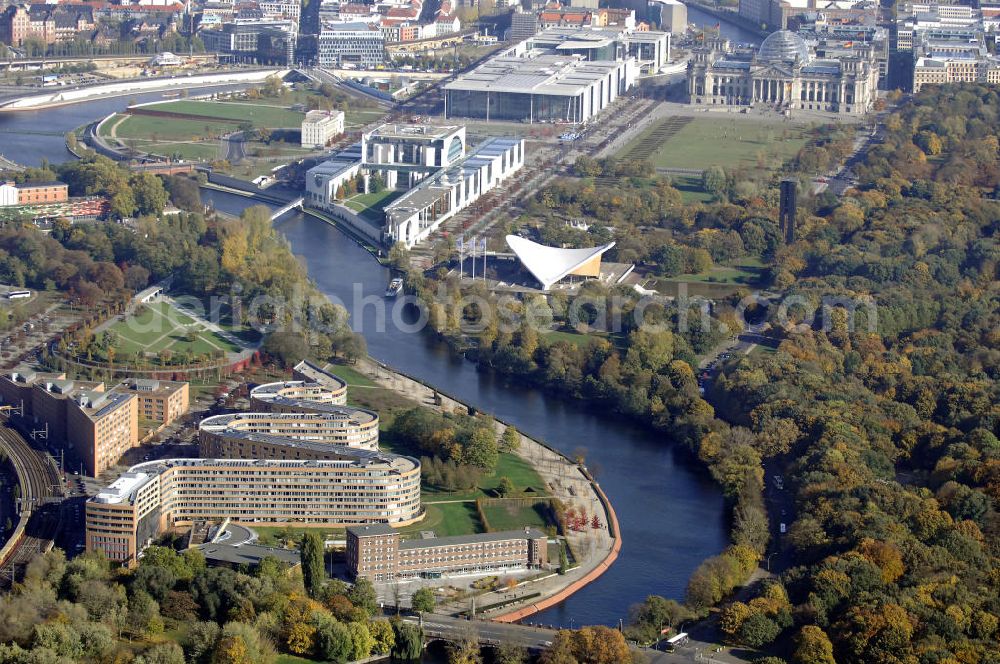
<box><xmin>3</xmin><ymin>84</ymin><xmax>730</xmax><ymax>629</ymax></box>
<box><xmin>205</xmin><ymin>191</ymin><xmax>730</xmax><ymax>627</ymax></box>
<box><xmin>687</xmin><ymin>4</ymin><xmax>762</xmax><ymax>46</ymax></box>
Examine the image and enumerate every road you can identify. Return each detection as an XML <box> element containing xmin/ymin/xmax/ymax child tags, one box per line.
<box><xmin>409</xmin><ymin>614</ymin><xmax>557</xmax><ymax>650</ymax></box>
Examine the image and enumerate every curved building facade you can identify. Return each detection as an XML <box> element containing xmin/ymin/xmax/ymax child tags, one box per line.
<box><xmin>199</xmin><ymin>408</ymin><xmax>380</xmax><ymax>458</ymax></box>
<box><xmin>250</xmin><ymin>360</ymin><xmax>349</xmax><ymax>409</ymax></box>
<box><xmin>86</xmin><ymin>453</ymin><xmax>423</xmax><ymax>565</ymax></box>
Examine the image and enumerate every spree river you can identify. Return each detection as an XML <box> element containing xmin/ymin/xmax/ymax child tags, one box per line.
<box><xmin>3</xmin><ymin>87</ymin><xmax>730</xmax><ymax>628</ymax></box>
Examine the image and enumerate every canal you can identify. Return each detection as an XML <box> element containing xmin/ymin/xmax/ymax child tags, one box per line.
<box><xmin>4</xmin><ymin>91</ymin><xmax>731</xmax><ymax>629</ymax></box>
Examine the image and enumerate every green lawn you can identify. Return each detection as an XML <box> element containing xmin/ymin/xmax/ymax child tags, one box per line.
<box><xmin>141</xmin><ymin>100</ymin><xmax>306</xmax><ymax>127</ymax></box>
<box><xmin>327</xmin><ymin>362</ymin><xmax>376</xmax><ymax>387</ymax></box>
<box><xmin>619</xmin><ymin>116</ymin><xmax>812</xmax><ymax>172</ymax></box>
<box><xmin>481</xmin><ymin>501</ymin><xmax>552</xmax><ymax>532</ymax></box>
<box><xmin>111</xmin><ymin>115</ymin><xmax>237</xmax><ymax>142</ymax></box>
<box><xmin>421</xmin><ymin>453</ymin><xmax>549</xmax><ymax>502</ymax></box>
<box><xmin>671</xmin><ymin>173</ymin><xmax>715</xmax><ymax>204</ymax></box>
<box><xmin>105</xmin><ymin>300</ymin><xmax>247</xmax><ymax>359</ymax></box>
<box><xmin>541</xmin><ymin>329</ymin><xmax>600</xmax><ymax>348</ymax></box>
<box><xmin>346</xmin><ymin>109</ymin><xmax>387</xmax><ymax>129</ymax></box>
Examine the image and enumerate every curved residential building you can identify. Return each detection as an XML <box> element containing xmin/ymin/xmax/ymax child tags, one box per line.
<box><xmin>250</xmin><ymin>359</ymin><xmax>348</xmax><ymax>409</ymax></box>
<box><xmin>199</xmin><ymin>408</ymin><xmax>380</xmax><ymax>458</ymax></box>
<box><xmin>86</xmin><ymin>453</ymin><xmax>423</xmax><ymax>565</ymax></box>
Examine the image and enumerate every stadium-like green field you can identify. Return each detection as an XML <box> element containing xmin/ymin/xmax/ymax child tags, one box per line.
<box><xmin>106</xmin><ymin>301</ymin><xmax>244</xmax><ymax>359</ymax></box>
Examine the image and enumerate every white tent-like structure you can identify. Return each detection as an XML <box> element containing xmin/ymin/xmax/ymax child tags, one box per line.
<box><xmin>505</xmin><ymin>235</ymin><xmax>615</xmax><ymax>291</ymax></box>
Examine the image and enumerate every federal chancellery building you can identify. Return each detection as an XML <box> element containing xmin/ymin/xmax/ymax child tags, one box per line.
<box><xmin>687</xmin><ymin>30</ymin><xmax>879</xmax><ymax>115</ymax></box>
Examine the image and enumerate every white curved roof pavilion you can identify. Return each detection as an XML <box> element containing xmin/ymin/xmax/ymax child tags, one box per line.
<box><xmin>506</xmin><ymin>235</ymin><xmax>615</xmax><ymax>291</ymax></box>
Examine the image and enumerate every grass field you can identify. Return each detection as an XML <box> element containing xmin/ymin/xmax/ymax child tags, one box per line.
<box><xmin>421</xmin><ymin>453</ymin><xmax>549</xmax><ymax>502</ymax></box>
<box><xmin>111</xmin><ymin>115</ymin><xmax>237</xmax><ymax>142</ymax></box>
<box><xmin>106</xmin><ymin>300</ymin><xmax>246</xmax><ymax>359</ymax></box>
<box><xmin>345</xmin><ymin>189</ymin><xmax>404</xmax><ymax>222</ymax></box>
<box><xmin>619</xmin><ymin>115</ymin><xmax>812</xmax><ymax>172</ymax></box>
<box><xmin>481</xmin><ymin>501</ymin><xmax>552</xmax><ymax>532</ymax></box>
<box><xmin>141</xmin><ymin>100</ymin><xmax>306</xmax><ymax>127</ymax></box>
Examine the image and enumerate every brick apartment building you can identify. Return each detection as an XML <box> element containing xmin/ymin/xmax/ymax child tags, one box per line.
<box><xmin>347</xmin><ymin>524</ymin><xmax>548</xmax><ymax>582</ymax></box>
<box><xmin>119</xmin><ymin>378</ymin><xmax>189</xmax><ymax>426</ymax></box>
<box><xmin>16</xmin><ymin>181</ymin><xmax>69</xmax><ymax>205</ymax></box>
<box><xmin>0</xmin><ymin>368</ymin><xmax>189</xmax><ymax>476</ymax></box>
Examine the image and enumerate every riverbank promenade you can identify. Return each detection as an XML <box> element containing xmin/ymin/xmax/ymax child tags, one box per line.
<box><xmin>342</xmin><ymin>357</ymin><xmax>620</xmax><ymax>622</ymax></box>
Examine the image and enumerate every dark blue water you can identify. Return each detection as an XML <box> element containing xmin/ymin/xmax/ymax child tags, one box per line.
<box><xmin>202</xmin><ymin>190</ymin><xmax>730</xmax><ymax>627</ymax></box>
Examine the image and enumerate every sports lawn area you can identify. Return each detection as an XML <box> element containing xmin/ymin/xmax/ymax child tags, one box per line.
<box><xmin>105</xmin><ymin>300</ymin><xmax>246</xmax><ymax>359</ymax></box>
<box><xmin>618</xmin><ymin>115</ymin><xmax>813</xmax><ymax>172</ymax></box>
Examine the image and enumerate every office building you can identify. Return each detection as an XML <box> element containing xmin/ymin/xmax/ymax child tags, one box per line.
<box><xmin>739</xmin><ymin>0</ymin><xmax>867</xmax><ymax>30</ymax></box>
<box><xmin>913</xmin><ymin>53</ymin><xmax>1000</xmax><ymax>90</ymax></box>
<box><xmin>0</xmin><ymin>182</ymin><xmax>16</xmax><ymax>207</ymax></box>
<box><xmin>306</xmin><ymin>124</ymin><xmax>524</xmax><ymax>248</ymax></box>
<box><xmin>87</xmin><ymin>453</ymin><xmax>423</xmax><ymax>565</ymax></box>
<box><xmin>199</xmin><ymin>20</ymin><xmax>297</xmax><ymax>65</ymax></box>
<box><xmin>652</xmin><ymin>0</ymin><xmax>687</xmax><ymax>34</ymax></box>
<box><xmin>525</xmin><ymin>25</ymin><xmax>669</xmax><ymax>73</ymax></box>
<box><xmin>347</xmin><ymin>524</ymin><xmax>548</xmax><ymax>581</ymax></box>
<box><xmin>510</xmin><ymin>7</ymin><xmax>539</xmax><ymax>40</ymax></box>
<box><xmin>250</xmin><ymin>360</ymin><xmax>349</xmax><ymax>409</ymax></box>
<box><xmin>0</xmin><ymin>368</ymin><xmax>140</xmax><ymax>477</ymax></box>
<box><xmin>318</xmin><ymin>22</ymin><xmax>385</xmax><ymax>68</ymax></box>
<box><xmin>687</xmin><ymin>32</ymin><xmax>880</xmax><ymax>115</ymax></box>
<box><xmin>302</xmin><ymin>109</ymin><xmax>346</xmax><ymax>148</ymax></box>
<box><xmin>444</xmin><ymin>54</ymin><xmax>635</xmax><ymax>123</ymax></box>
<box><xmin>119</xmin><ymin>378</ymin><xmax>189</xmax><ymax>426</ymax></box>
<box><xmin>198</xmin><ymin>407</ymin><xmax>380</xmax><ymax>457</ymax></box>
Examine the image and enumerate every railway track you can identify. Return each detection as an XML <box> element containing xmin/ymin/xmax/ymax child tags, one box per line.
<box><xmin>0</xmin><ymin>422</ymin><xmax>62</xmax><ymax>587</ymax></box>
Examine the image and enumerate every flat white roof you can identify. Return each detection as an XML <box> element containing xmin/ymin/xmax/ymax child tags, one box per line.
<box><xmin>506</xmin><ymin>235</ymin><xmax>615</xmax><ymax>290</ymax></box>
<box><xmin>444</xmin><ymin>54</ymin><xmax>628</xmax><ymax>96</ymax></box>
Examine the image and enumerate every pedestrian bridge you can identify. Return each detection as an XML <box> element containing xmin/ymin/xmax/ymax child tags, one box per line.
<box><xmin>271</xmin><ymin>197</ymin><xmax>303</xmax><ymax>221</ymax></box>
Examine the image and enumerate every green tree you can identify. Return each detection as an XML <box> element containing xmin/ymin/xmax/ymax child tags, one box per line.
<box><xmin>347</xmin><ymin>577</ymin><xmax>378</xmax><ymax>617</ymax></box>
<box><xmin>411</xmin><ymin>587</ymin><xmax>436</xmax><ymax>614</ymax></box>
<box><xmin>496</xmin><ymin>476</ymin><xmax>516</xmax><ymax>498</ymax></box>
<box><xmin>792</xmin><ymin>625</ymin><xmax>835</xmax><ymax>664</ymax></box>
<box><xmin>702</xmin><ymin>165</ymin><xmax>727</xmax><ymax>197</ymax></box>
<box><xmin>500</xmin><ymin>426</ymin><xmax>521</xmax><ymax>452</ymax></box>
<box><xmin>391</xmin><ymin>620</ymin><xmax>423</xmax><ymax>660</ymax></box>
<box><xmin>299</xmin><ymin>533</ymin><xmax>326</xmax><ymax>598</ymax></box>
<box><xmin>463</xmin><ymin>427</ymin><xmax>499</xmax><ymax>472</ymax></box>
<box><xmin>369</xmin><ymin>619</ymin><xmax>395</xmax><ymax>655</ymax></box>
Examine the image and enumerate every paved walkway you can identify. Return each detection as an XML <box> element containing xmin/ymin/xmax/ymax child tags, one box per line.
<box><xmin>347</xmin><ymin>357</ymin><xmax>616</xmax><ymax>620</ymax></box>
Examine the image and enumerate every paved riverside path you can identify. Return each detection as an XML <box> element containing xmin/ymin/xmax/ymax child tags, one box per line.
<box><xmin>343</xmin><ymin>357</ymin><xmax>616</xmax><ymax>621</ymax></box>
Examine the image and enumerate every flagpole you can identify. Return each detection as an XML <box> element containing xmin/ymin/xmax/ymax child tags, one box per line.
<box><xmin>482</xmin><ymin>238</ymin><xmax>487</xmax><ymax>281</ymax></box>
<box><xmin>459</xmin><ymin>234</ymin><xmax>464</xmax><ymax>280</ymax></box>
<box><xmin>471</xmin><ymin>236</ymin><xmax>476</xmax><ymax>281</ymax></box>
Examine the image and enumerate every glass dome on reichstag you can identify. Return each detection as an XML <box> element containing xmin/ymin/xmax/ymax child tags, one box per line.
<box><xmin>757</xmin><ymin>30</ymin><xmax>811</xmax><ymax>63</ymax></box>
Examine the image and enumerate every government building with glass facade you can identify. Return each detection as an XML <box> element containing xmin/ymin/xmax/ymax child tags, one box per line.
<box><xmin>687</xmin><ymin>31</ymin><xmax>879</xmax><ymax>115</ymax></box>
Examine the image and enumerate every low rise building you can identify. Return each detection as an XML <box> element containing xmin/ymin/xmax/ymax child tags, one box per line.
<box><xmin>347</xmin><ymin>524</ymin><xmax>548</xmax><ymax>581</ymax></box>
<box><xmin>87</xmin><ymin>454</ymin><xmax>423</xmax><ymax>565</ymax></box>
<box><xmin>16</xmin><ymin>181</ymin><xmax>69</xmax><ymax>205</ymax></box>
<box><xmin>301</xmin><ymin>109</ymin><xmax>346</xmax><ymax>148</ymax></box>
<box><xmin>119</xmin><ymin>378</ymin><xmax>189</xmax><ymax>426</ymax></box>
<box><xmin>913</xmin><ymin>53</ymin><xmax>1000</xmax><ymax>90</ymax></box>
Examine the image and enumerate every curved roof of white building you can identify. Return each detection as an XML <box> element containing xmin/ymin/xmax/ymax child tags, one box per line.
<box><xmin>505</xmin><ymin>235</ymin><xmax>615</xmax><ymax>291</ymax></box>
